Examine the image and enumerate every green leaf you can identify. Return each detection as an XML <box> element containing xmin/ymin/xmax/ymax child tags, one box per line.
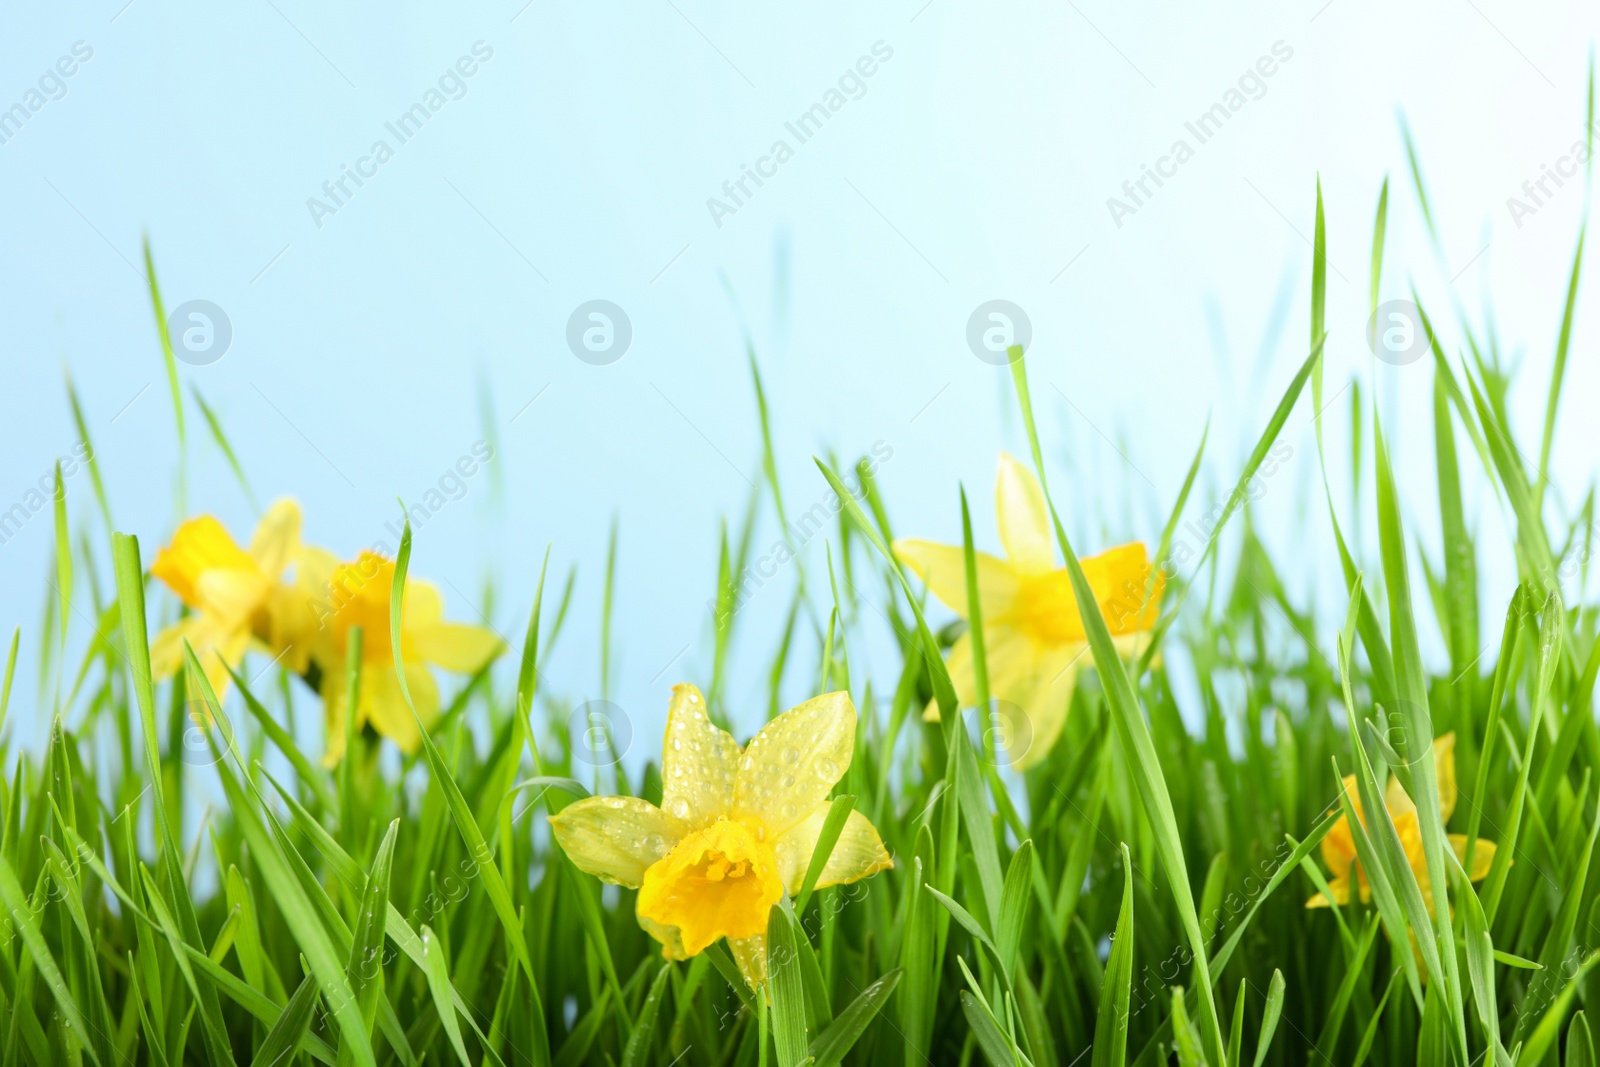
<box><xmin>142</xmin><ymin>236</ymin><xmax>186</xmax><ymax>450</ymax></box>
<box><xmin>768</xmin><ymin>904</ymin><xmax>811</xmax><ymax>1067</ymax></box>
<box><xmin>808</xmin><ymin>968</ymin><xmax>902</xmax><ymax>1067</ymax></box>
<box><xmin>249</xmin><ymin>974</ymin><xmax>322</xmax><ymax>1067</ymax></box>
<box><xmin>1252</xmin><ymin>970</ymin><xmax>1286</xmax><ymax>1067</ymax></box>
<box><xmin>418</xmin><ymin>924</ymin><xmax>472</xmax><ymax>1067</ymax></box>
<box><xmin>1092</xmin><ymin>843</ymin><xmax>1134</xmax><ymax>1067</ymax></box>
<box><xmin>996</xmin><ymin>840</ymin><xmax>1034</xmax><ymax>979</ymax></box>
<box><xmin>341</xmin><ymin>819</ymin><xmax>399</xmax><ymax>1062</ymax></box>
<box><xmin>0</xmin><ymin>852</ymin><xmax>101</xmax><ymax>1066</ymax></box>
<box><xmin>621</xmin><ymin>962</ymin><xmax>674</xmax><ymax>1067</ymax></box>
<box><xmin>959</xmin><ymin>988</ymin><xmax>1026</xmax><ymax>1067</ymax></box>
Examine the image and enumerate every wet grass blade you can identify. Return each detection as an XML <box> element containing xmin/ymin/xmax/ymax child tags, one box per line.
<box><xmin>249</xmin><ymin>973</ymin><xmax>322</xmax><ymax>1067</ymax></box>
<box><xmin>809</xmin><ymin>968</ymin><xmax>902</xmax><ymax>1067</ymax></box>
<box><xmin>1091</xmin><ymin>843</ymin><xmax>1134</xmax><ymax>1067</ymax></box>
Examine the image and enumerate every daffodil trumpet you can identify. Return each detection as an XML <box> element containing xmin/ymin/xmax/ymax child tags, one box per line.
<box><xmin>892</xmin><ymin>453</ymin><xmax>1164</xmax><ymax>770</ymax></box>
<box><xmin>549</xmin><ymin>683</ymin><xmax>893</xmax><ymax>989</ymax></box>
<box><xmin>150</xmin><ymin>499</ymin><xmax>317</xmax><ymax>702</ymax></box>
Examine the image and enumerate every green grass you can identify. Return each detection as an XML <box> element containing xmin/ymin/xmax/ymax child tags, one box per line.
<box><xmin>5</xmin><ymin>146</ymin><xmax>1600</xmax><ymax>1067</ymax></box>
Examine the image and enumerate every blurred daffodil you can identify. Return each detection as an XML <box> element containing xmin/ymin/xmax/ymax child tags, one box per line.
<box><xmin>314</xmin><ymin>551</ymin><xmax>503</xmax><ymax>763</ymax></box>
<box><xmin>892</xmin><ymin>453</ymin><xmax>1163</xmax><ymax>769</ymax></box>
<box><xmin>549</xmin><ymin>684</ymin><xmax>893</xmax><ymax>988</ymax></box>
<box><xmin>151</xmin><ymin>499</ymin><xmax>317</xmax><ymax>700</ymax></box>
<box><xmin>1307</xmin><ymin>733</ymin><xmax>1495</xmax><ymax>910</ymax></box>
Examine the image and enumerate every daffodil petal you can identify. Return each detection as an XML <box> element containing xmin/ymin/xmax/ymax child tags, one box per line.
<box><xmin>549</xmin><ymin>796</ymin><xmax>686</xmax><ymax>889</ymax></box>
<box><xmin>361</xmin><ymin>662</ymin><xmax>439</xmax><ymax>754</ymax></box>
<box><xmin>733</xmin><ymin>690</ymin><xmax>855</xmax><ymax>837</ymax></box>
<box><xmin>248</xmin><ymin>498</ymin><xmax>303</xmax><ymax>580</ymax></box>
<box><xmin>263</xmin><ymin>584</ymin><xmax>317</xmax><ymax>674</ymax></box>
<box><xmin>995</xmin><ymin>452</ymin><xmax>1054</xmax><ymax>574</ymax></box>
<box><xmin>925</xmin><ymin>625</ymin><xmax>1037</xmax><ymax>724</ymax></box>
<box><xmin>151</xmin><ymin>617</ymin><xmax>203</xmax><ymax>681</ymax></box>
<box><xmin>1003</xmin><ymin>642</ymin><xmax>1084</xmax><ymax>771</ymax></box>
<box><xmin>194</xmin><ymin>567</ymin><xmax>270</xmax><ymax>622</ymax></box>
<box><xmin>1434</xmin><ymin>732</ymin><xmax>1457</xmax><ymax>823</ymax></box>
<box><xmin>921</xmin><ymin>632</ymin><xmax>974</xmax><ymax>722</ymax></box>
<box><xmin>1320</xmin><ymin>781</ymin><xmax>1360</xmax><ymax>879</ymax></box>
<box><xmin>1079</xmin><ymin>542</ymin><xmax>1163</xmax><ymax>637</ymax></box>
<box><xmin>153</xmin><ymin>615</ymin><xmax>246</xmax><ymax>700</ymax></box>
<box><xmin>729</xmin><ymin>934</ymin><xmax>767</xmax><ymax>989</ymax></box>
<box><xmin>637</xmin><ymin>913</ymin><xmax>691</xmax><ymax>960</ymax></box>
<box><xmin>1450</xmin><ymin>834</ymin><xmax>1496</xmax><ymax>882</ymax></box>
<box><xmin>1383</xmin><ymin>772</ymin><xmax>1416</xmax><ymax>819</ymax></box>
<box><xmin>659</xmin><ymin>683</ymin><xmax>741</xmax><ymax>829</ymax></box>
<box><xmin>1306</xmin><ymin>872</ymin><xmax>1350</xmax><ymax>908</ymax></box>
<box><xmin>774</xmin><ymin>804</ymin><xmax>893</xmax><ymax>894</ymax></box>
<box><xmin>891</xmin><ymin>539</ymin><xmax>1018</xmax><ymax>620</ymax></box>
<box><xmin>410</xmin><ymin>622</ymin><xmax>504</xmax><ymax>674</ymax></box>
<box><xmin>403</xmin><ymin>579</ymin><xmax>446</xmax><ymax>628</ymax></box>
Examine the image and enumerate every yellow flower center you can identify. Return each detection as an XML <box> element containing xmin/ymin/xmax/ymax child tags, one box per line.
<box><xmin>1011</xmin><ymin>563</ymin><xmax>1160</xmax><ymax>645</ymax></box>
<box><xmin>636</xmin><ymin>817</ymin><xmax>782</xmax><ymax>956</ymax></box>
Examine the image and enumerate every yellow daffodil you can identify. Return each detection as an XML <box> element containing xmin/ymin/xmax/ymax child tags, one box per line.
<box><xmin>549</xmin><ymin>683</ymin><xmax>893</xmax><ymax>988</ymax></box>
<box><xmin>151</xmin><ymin>499</ymin><xmax>318</xmax><ymax>700</ymax></box>
<box><xmin>314</xmin><ymin>551</ymin><xmax>504</xmax><ymax>763</ymax></box>
<box><xmin>892</xmin><ymin>453</ymin><xmax>1163</xmax><ymax>769</ymax></box>
<box><xmin>1307</xmin><ymin>733</ymin><xmax>1496</xmax><ymax>910</ymax></box>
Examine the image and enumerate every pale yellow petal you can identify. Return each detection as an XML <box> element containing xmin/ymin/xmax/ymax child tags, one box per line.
<box><xmin>922</xmin><ymin>632</ymin><xmax>975</xmax><ymax>722</ymax></box>
<box><xmin>1083</xmin><ymin>543</ymin><xmax>1164</xmax><ymax>636</ymax></box>
<box><xmin>733</xmin><ymin>690</ymin><xmax>855</xmax><ymax>836</ymax></box>
<box><xmin>1384</xmin><ymin>771</ymin><xmax>1417</xmax><ymax>820</ymax></box>
<box><xmin>1306</xmin><ymin>872</ymin><xmax>1351</xmax><ymax>909</ymax></box>
<box><xmin>1451</xmin><ymin>834</ymin><xmax>1496</xmax><ymax>882</ymax></box>
<box><xmin>995</xmin><ymin>452</ymin><xmax>1054</xmax><ymax>574</ymax></box>
<box><xmin>774</xmin><ymin>804</ymin><xmax>893</xmax><ymax>894</ymax></box>
<box><xmin>194</xmin><ymin>567</ymin><xmax>270</xmax><ymax>623</ymax></box>
<box><xmin>729</xmin><ymin>934</ymin><xmax>768</xmax><ymax>989</ymax></box>
<box><xmin>262</xmin><ymin>583</ymin><xmax>317</xmax><ymax>674</ymax></box>
<box><xmin>548</xmin><ymin>796</ymin><xmax>687</xmax><ymax>888</ymax></box>
<box><xmin>403</xmin><ymin>579</ymin><xmax>446</xmax><ymax>628</ymax></box>
<box><xmin>352</xmin><ymin>662</ymin><xmax>439</xmax><ymax>755</ymax></box>
<box><xmin>1434</xmin><ymin>733</ymin><xmax>1457</xmax><ymax>823</ymax></box>
<box><xmin>659</xmin><ymin>683</ymin><xmax>741</xmax><ymax>829</ymax></box>
<box><xmin>410</xmin><ymin>622</ymin><xmax>504</xmax><ymax>674</ymax></box>
<box><xmin>151</xmin><ymin>618</ymin><xmax>201</xmax><ymax>681</ymax></box>
<box><xmin>1002</xmin><ymin>641</ymin><xmax>1085</xmax><ymax>771</ymax></box>
<box><xmin>891</xmin><ymin>539</ymin><xmax>1018</xmax><ymax>620</ymax></box>
<box><xmin>248</xmin><ymin>499</ymin><xmax>303</xmax><ymax>580</ymax></box>
<box><xmin>638</xmin><ymin>913</ymin><xmax>691</xmax><ymax>960</ymax></box>
<box><xmin>153</xmin><ymin>615</ymin><xmax>246</xmax><ymax>700</ymax></box>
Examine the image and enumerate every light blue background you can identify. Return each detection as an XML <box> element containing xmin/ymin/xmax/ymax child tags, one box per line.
<box><xmin>3</xmin><ymin>0</ymin><xmax>1597</xmax><ymax>759</ymax></box>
